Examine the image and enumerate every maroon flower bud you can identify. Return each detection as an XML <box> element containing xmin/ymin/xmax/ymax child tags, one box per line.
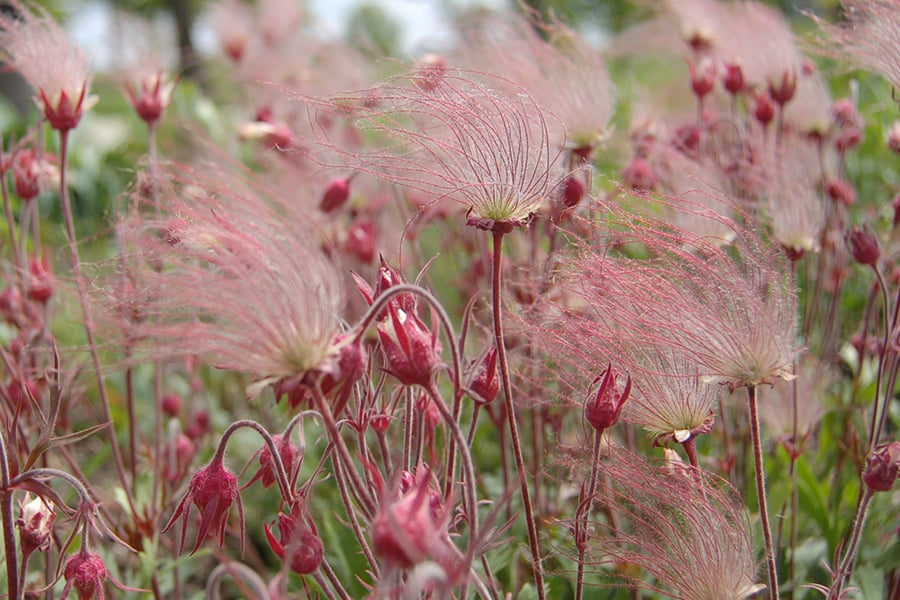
<box><xmin>378</xmin><ymin>303</ymin><xmax>443</xmax><ymax>387</ymax></box>
<box><xmin>319</xmin><ymin>177</ymin><xmax>352</xmax><ymax>213</ymax></box>
<box><xmin>835</xmin><ymin>127</ymin><xmax>862</xmax><ymax>152</ymax></box>
<box><xmin>62</xmin><ymin>549</ymin><xmax>107</xmax><ymax>600</ymax></box>
<box><xmin>161</xmin><ymin>393</ymin><xmax>181</xmax><ymax>417</ymax></box>
<box><xmin>722</xmin><ymin>61</ymin><xmax>744</xmax><ymax>95</ymax></box>
<box><xmin>863</xmin><ymin>441</ymin><xmax>900</xmax><ymax>492</ymax></box>
<box><xmin>622</xmin><ymin>157</ymin><xmax>657</xmax><ymax>191</ymax></box>
<box><xmin>562</xmin><ymin>176</ymin><xmax>585</xmax><ymax>208</ymax></box>
<box><xmin>754</xmin><ymin>92</ymin><xmax>776</xmax><ymax>126</ymax></box>
<box><xmin>768</xmin><ymin>70</ymin><xmax>797</xmax><ymax>106</ymax></box>
<box><xmin>467</xmin><ymin>346</ymin><xmax>500</xmax><ymax>405</ymax></box>
<box><xmin>27</xmin><ymin>253</ymin><xmax>55</xmax><ymax>303</ymax></box>
<box><xmin>372</xmin><ymin>467</ymin><xmax>446</xmax><ymax>569</ymax></box>
<box><xmin>12</xmin><ymin>148</ymin><xmax>41</xmax><ymax>202</ymax></box>
<box><xmin>584</xmin><ymin>364</ymin><xmax>631</xmax><ymax>433</ymax></box>
<box><xmin>125</xmin><ymin>72</ymin><xmax>174</xmax><ymax>125</ymax></box>
<box><xmin>344</xmin><ymin>220</ymin><xmax>377</xmax><ymax>263</ymax></box>
<box><xmin>847</xmin><ymin>226</ymin><xmax>881</xmax><ymax>267</ymax></box>
<box><xmin>371</xmin><ymin>412</ymin><xmax>393</xmax><ymax>433</ymax></box>
<box><xmin>688</xmin><ymin>58</ymin><xmax>716</xmax><ymax>99</ymax></box>
<box><xmin>265</xmin><ymin>500</ymin><xmax>324</xmax><ymax>575</ymax></box>
<box><xmin>17</xmin><ymin>494</ymin><xmax>55</xmax><ymax>560</ymax></box>
<box><xmin>674</xmin><ymin>124</ymin><xmax>701</xmax><ymax>152</ymax></box>
<box><xmin>163</xmin><ymin>456</ymin><xmax>244</xmax><ymax>554</ymax></box>
<box><xmin>825</xmin><ymin>178</ymin><xmax>856</xmax><ymax>207</ymax></box>
<box><xmin>253</xmin><ymin>434</ymin><xmax>298</xmax><ymax>489</ymax></box>
<box><xmin>832</xmin><ymin>98</ymin><xmax>858</xmax><ymax>127</ymax></box>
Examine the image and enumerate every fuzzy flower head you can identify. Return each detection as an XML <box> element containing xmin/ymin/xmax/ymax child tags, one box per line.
<box><xmin>626</xmin><ymin>349</ymin><xmax>719</xmax><ymax>446</ymax></box>
<box><xmin>560</xmin><ymin>195</ymin><xmax>798</xmax><ymax>391</ymax></box>
<box><xmin>0</xmin><ymin>1</ymin><xmax>94</xmax><ymax>131</ymax></box>
<box><xmin>113</xmin><ymin>163</ymin><xmax>345</xmax><ymax>397</ymax></box>
<box><xmin>312</xmin><ymin>70</ymin><xmax>565</xmax><ymax>232</ymax></box>
<box><xmin>62</xmin><ymin>550</ymin><xmax>107</xmax><ymax>600</ymax></box>
<box><xmin>585</xmin><ymin>448</ymin><xmax>764</xmax><ymax>600</ymax></box>
<box><xmin>816</xmin><ymin>1</ymin><xmax>900</xmax><ymax>91</ymax></box>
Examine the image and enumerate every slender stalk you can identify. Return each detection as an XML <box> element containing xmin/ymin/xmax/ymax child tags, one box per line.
<box><xmin>0</xmin><ymin>430</ymin><xmax>20</xmax><ymax>600</ymax></box>
<box><xmin>426</xmin><ymin>383</ymin><xmax>479</xmax><ymax>542</ymax></box>
<box><xmin>57</xmin><ymin>130</ymin><xmax>137</xmax><ymax>517</ymax></box>
<box><xmin>490</xmin><ymin>229</ymin><xmax>545</xmax><ymax>598</ymax></box>
<box><xmin>748</xmin><ymin>385</ymin><xmax>779</xmax><ymax>599</ymax></box>
<box><xmin>830</xmin><ymin>488</ymin><xmax>875</xmax><ymax>599</ymax></box>
<box><xmin>575</xmin><ymin>427</ymin><xmax>604</xmax><ymax>600</ymax></box>
<box><xmin>867</xmin><ymin>267</ymin><xmax>891</xmax><ymax>452</ymax></box>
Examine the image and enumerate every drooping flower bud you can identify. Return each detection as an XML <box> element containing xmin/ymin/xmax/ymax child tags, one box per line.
<box><xmin>688</xmin><ymin>57</ymin><xmax>716</xmax><ymax>99</ymax></box>
<box><xmin>863</xmin><ymin>441</ymin><xmax>900</xmax><ymax>492</ymax></box>
<box><xmin>846</xmin><ymin>226</ymin><xmax>880</xmax><ymax>267</ymax></box>
<box><xmin>825</xmin><ymin>178</ymin><xmax>856</xmax><ymax>207</ymax></box>
<box><xmin>319</xmin><ymin>177</ymin><xmax>352</xmax><ymax>213</ymax></box>
<box><xmin>163</xmin><ymin>456</ymin><xmax>244</xmax><ymax>554</ymax></box>
<box><xmin>17</xmin><ymin>493</ymin><xmax>55</xmax><ymax>559</ymax></box>
<box><xmin>27</xmin><ymin>253</ymin><xmax>55</xmax><ymax>303</ymax></box>
<box><xmin>754</xmin><ymin>91</ymin><xmax>776</xmax><ymax>126</ymax></box>
<box><xmin>62</xmin><ymin>549</ymin><xmax>107</xmax><ymax>600</ymax></box>
<box><xmin>265</xmin><ymin>500</ymin><xmax>324</xmax><ymax>575</ymax></box>
<box><xmin>584</xmin><ymin>364</ymin><xmax>631</xmax><ymax>433</ymax></box>
<box><xmin>562</xmin><ymin>176</ymin><xmax>585</xmax><ymax>208</ymax></box>
<box><xmin>253</xmin><ymin>434</ymin><xmax>298</xmax><ymax>490</ymax></box>
<box><xmin>344</xmin><ymin>220</ymin><xmax>377</xmax><ymax>263</ymax></box>
<box><xmin>378</xmin><ymin>303</ymin><xmax>442</xmax><ymax>388</ymax></box>
<box><xmin>467</xmin><ymin>346</ymin><xmax>500</xmax><ymax>405</ymax></box>
<box><xmin>768</xmin><ymin>70</ymin><xmax>797</xmax><ymax>106</ymax></box>
<box><xmin>722</xmin><ymin>61</ymin><xmax>745</xmax><ymax>95</ymax></box>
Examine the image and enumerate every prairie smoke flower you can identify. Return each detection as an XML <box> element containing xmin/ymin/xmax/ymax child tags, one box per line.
<box><xmin>758</xmin><ymin>358</ymin><xmax>828</xmax><ymax>456</ymax></box>
<box><xmin>17</xmin><ymin>493</ymin><xmax>55</xmax><ymax>559</ymax></box>
<box><xmin>372</xmin><ymin>466</ymin><xmax>451</xmax><ymax>570</ymax></box>
<box><xmin>0</xmin><ymin>1</ymin><xmax>95</xmax><ymax>131</ymax></box>
<box><xmin>583</xmin><ymin>364</ymin><xmax>631</xmax><ymax>434</ymax></box>
<box><xmin>816</xmin><ymin>0</ymin><xmax>900</xmax><ymax>91</ymax></box>
<box><xmin>584</xmin><ymin>448</ymin><xmax>764</xmax><ymax>600</ymax></box>
<box><xmin>164</xmin><ymin>455</ymin><xmax>244</xmax><ymax>554</ymax></box>
<box><xmin>312</xmin><ymin>70</ymin><xmax>565</xmax><ymax>232</ymax></box>
<box><xmin>113</xmin><ymin>163</ymin><xmax>347</xmax><ymax>397</ymax></box>
<box><xmin>863</xmin><ymin>441</ymin><xmax>900</xmax><ymax>492</ymax></box>
<box><xmin>626</xmin><ymin>350</ymin><xmax>719</xmax><ymax>446</ymax></box>
<box><xmin>62</xmin><ymin>550</ymin><xmax>107</xmax><ymax>600</ymax></box>
<box><xmin>457</xmin><ymin>12</ymin><xmax>613</xmax><ymax>153</ymax></box>
<box><xmin>561</xmin><ymin>196</ymin><xmax>798</xmax><ymax>391</ymax></box>
<box><xmin>124</xmin><ymin>69</ymin><xmax>175</xmax><ymax>126</ymax></box>
<box><xmin>265</xmin><ymin>500</ymin><xmax>324</xmax><ymax>575</ymax></box>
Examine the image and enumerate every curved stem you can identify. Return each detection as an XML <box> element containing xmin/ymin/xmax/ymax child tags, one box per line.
<box><xmin>830</xmin><ymin>488</ymin><xmax>875</xmax><ymax>598</ymax></box>
<box><xmin>748</xmin><ymin>385</ymin><xmax>779</xmax><ymax>599</ymax></box>
<box><xmin>490</xmin><ymin>229</ymin><xmax>545</xmax><ymax>598</ymax></box>
<box><xmin>214</xmin><ymin>420</ymin><xmax>293</xmax><ymax>504</ymax></box>
<box><xmin>57</xmin><ymin>130</ymin><xmax>137</xmax><ymax>517</ymax></box>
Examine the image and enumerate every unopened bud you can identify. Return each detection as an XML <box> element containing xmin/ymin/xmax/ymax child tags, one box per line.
<box><xmin>863</xmin><ymin>441</ymin><xmax>900</xmax><ymax>492</ymax></box>
<box><xmin>847</xmin><ymin>226</ymin><xmax>880</xmax><ymax>267</ymax></box>
<box><xmin>320</xmin><ymin>177</ymin><xmax>352</xmax><ymax>213</ymax></box>
<box><xmin>584</xmin><ymin>364</ymin><xmax>631</xmax><ymax>433</ymax></box>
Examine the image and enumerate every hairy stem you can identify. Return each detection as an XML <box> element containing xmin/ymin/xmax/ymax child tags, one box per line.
<box><xmin>0</xmin><ymin>430</ymin><xmax>20</xmax><ymax>600</ymax></box>
<box><xmin>490</xmin><ymin>229</ymin><xmax>544</xmax><ymax>598</ymax></box>
<box><xmin>748</xmin><ymin>385</ymin><xmax>779</xmax><ymax>599</ymax></box>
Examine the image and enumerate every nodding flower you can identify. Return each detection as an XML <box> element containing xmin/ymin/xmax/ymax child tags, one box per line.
<box><xmin>0</xmin><ymin>1</ymin><xmax>95</xmax><ymax>131</ymax></box>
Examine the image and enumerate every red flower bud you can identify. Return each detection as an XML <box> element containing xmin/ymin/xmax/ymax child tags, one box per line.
<box><xmin>562</xmin><ymin>176</ymin><xmax>585</xmax><ymax>208</ymax></box>
<box><xmin>265</xmin><ymin>500</ymin><xmax>324</xmax><ymax>575</ymax></box>
<box><xmin>378</xmin><ymin>303</ymin><xmax>443</xmax><ymax>387</ymax></box>
<box><xmin>847</xmin><ymin>226</ymin><xmax>880</xmax><ymax>267</ymax></box>
<box><xmin>722</xmin><ymin>61</ymin><xmax>745</xmax><ymax>95</ymax></box>
<box><xmin>688</xmin><ymin>58</ymin><xmax>716</xmax><ymax>99</ymax></box>
<box><xmin>863</xmin><ymin>441</ymin><xmax>900</xmax><ymax>492</ymax></box>
<box><xmin>825</xmin><ymin>178</ymin><xmax>856</xmax><ymax>207</ymax></box>
<box><xmin>584</xmin><ymin>364</ymin><xmax>631</xmax><ymax>433</ymax></box>
<box><xmin>468</xmin><ymin>346</ymin><xmax>500</xmax><ymax>405</ymax></box>
<box><xmin>768</xmin><ymin>70</ymin><xmax>797</xmax><ymax>106</ymax></box>
<box><xmin>63</xmin><ymin>550</ymin><xmax>107</xmax><ymax>600</ymax></box>
<box><xmin>754</xmin><ymin>92</ymin><xmax>776</xmax><ymax>126</ymax></box>
<box><xmin>319</xmin><ymin>177</ymin><xmax>352</xmax><ymax>213</ymax></box>
<box><xmin>163</xmin><ymin>456</ymin><xmax>244</xmax><ymax>554</ymax></box>
<box><xmin>161</xmin><ymin>393</ymin><xmax>181</xmax><ymax>417</ymax></box>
